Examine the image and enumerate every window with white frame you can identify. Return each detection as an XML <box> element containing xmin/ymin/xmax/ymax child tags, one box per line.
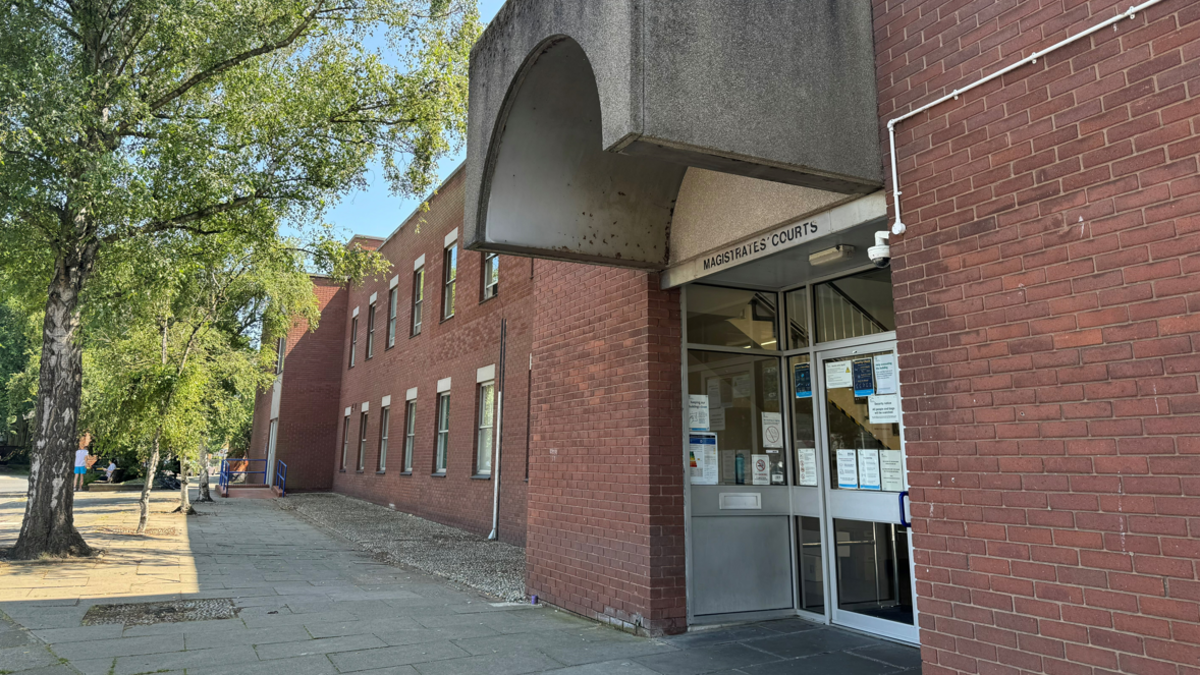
<box><xmin>435</xmin><ymin>393</ymin><xmax>450</xmax><ymax>473</ymax></box>
<box><xmin>442</xmin><ymin>243</ymin><xmax>457</xmax><ymax>319</ymax></box>
<box><xmin>349</xmin><ymin>316</ymin><xmax>358</xmax><ymax>367</ymax></box>
<box><xmin>387</xmin><ymin>287</ymin><xmax>398</xmax><ymax>348</ymax></box>
<box><xmin>275</xmin><ymin>337</ymin><xmax>286</xmax><ymax>374</ymax></box>
<box><xmin>366</xmin><ymin>301</ymin><xmax>376</xmax><ymax>359</ymax></box>
<box><xmin>357</xmin><ymin>411</ymin><xmax>368</xmax><ymax>471</ymax></box>
<box><xmin>482</xmin><ymin>252</ymin><xmax>499</xmax><ymax>301</ymax></box>
<box><xmin>404</xmin><ymin>400</ymin><xmax>416</xmax><ymax>472</ymax></box>
<box><xmin>341</xmin><ymin>414</ymin><xmax>350</xmax><ymax>470</ymax></box>
<box><xmin>378</xmin><ymin>406</ymin><xmax>390</xmax><ymax>471</ymax></box>
<box><xmin>412</xmin><ymin>267</ymin><xmax>425</xmax><ymax>335</ymax></box>
<box><xmin>476</xmin><ymin>381</ymin><xmax>495</xmax><ymax>475</ymax></box>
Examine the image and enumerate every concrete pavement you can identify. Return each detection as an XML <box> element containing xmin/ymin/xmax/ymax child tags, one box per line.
<box><xmin>0</xmin><ymin>491</ymin><xmax>920</xmax><ymax>675</ymax></box>
<box><xmin>0</xmin><ymin>469</ymin><xmax>29</xmax><ymax>494</ymax></box>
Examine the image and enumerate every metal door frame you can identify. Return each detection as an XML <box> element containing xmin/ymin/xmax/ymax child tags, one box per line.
<box><xmin>813</xmin><ymin>340</ymin><xmax>918</xmax><ymax>644</ymax></box>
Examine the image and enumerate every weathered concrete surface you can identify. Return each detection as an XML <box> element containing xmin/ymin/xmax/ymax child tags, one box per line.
<box><xmin>0</xmin><ymin>492</ymin><xmax>918</xmax><ymax>674</ymax></box>
<box><xmin>465</xmin><ymin>0</ymin><xmax>882</xmax><ymax>269</ymax></box>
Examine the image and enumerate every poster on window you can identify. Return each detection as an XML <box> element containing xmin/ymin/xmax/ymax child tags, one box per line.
<box><xmin>732</xmin><ymin>373</ymin><xmax>752</xmax><ymax>399</ymax></box>
<box><xmin>763</xmin><ymin>363</ymin><xmax>779</xmax><ymax>402</ymax></box>
<box><xmin>761</xmin><ymin>412</ymin><xmax>784</xmax><ymax>449</ymax></box>
<box><xmin>688</xmin><ymin>395</ymin><xmax>709</xmax><ymax>431</ymax></box>
<box><xmin>709</xmin><ymin>406</ymin><xmax>726</xmax><ymax>432</ymax></box>
<box><xmin>836</xmin><ymin>449</ymin><xmax>859</xmax><ymax>489</ymax></box>
<box><xmin>868</xmin><ymin>394</ymin><xmax>900</xmax><ymax>424</ymax></box>
<box><xmin>689</xmin><ymin>433</ymin><xmax>719</xmax><ymax>485</ymax></box>
<box><xmin>794</xmin><ymin>363</ymin><xmax>812</xmax><ymax>399</ymax></box>
<box><xmin>826</xmin><ymin>361</ymin><xmax>852</xmax><ymax>389</ymax></box>
<box><xmin>880</xmin><ymin>450</ymin><xmax>905</xmax><ymax>492</ymax></box>
<box><xmin>852</xmin><ymin>358</ymin><xmax>874</xmax><ymax>397</ymax></box>
<box><xmin>858</xmin><ymin>448</ymin><xmax>881</xmax><ymax>491</ymax></box>
<box><xmin>751</xmin><ymin>454</ymin><xmax>770</xmax><ymax>485</ymax></box>
<box><xmin>797</xmin><ymin>447</ymin><xmax>818</xmax><ymax>486</ymax></box>
<box><xmin>874</xmin><ymin>354</ymin><xmax>898</xmax><ymax>395</ymax></box>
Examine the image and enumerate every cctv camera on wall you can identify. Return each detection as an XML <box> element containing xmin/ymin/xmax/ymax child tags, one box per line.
<box><xmin>869</xmin><ymin>231</ymin><xmax>891</xmax><ymax>268</ymax></box>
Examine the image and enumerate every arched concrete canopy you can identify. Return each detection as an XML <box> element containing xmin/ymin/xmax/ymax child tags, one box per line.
<box><xmin>465</xmin><ymin>0</ymin><xmax>882</xmax><ymax>271</ymax></box>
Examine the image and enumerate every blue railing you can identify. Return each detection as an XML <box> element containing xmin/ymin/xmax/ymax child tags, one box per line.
<box><xmin>275</xmin><ymin>460</ymin><xmax>288</xmax><ymax>497</ymax></box>
<box><xmin>218</xmin><ymin>458</ymin><xmax>267</xmax><ymax>494</ymax></box>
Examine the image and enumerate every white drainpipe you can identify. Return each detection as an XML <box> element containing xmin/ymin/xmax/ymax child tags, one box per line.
<box><xmin>887</xmin><ymin>0</ymin><xmax>1166</xmax><ymax>236</ymax></box>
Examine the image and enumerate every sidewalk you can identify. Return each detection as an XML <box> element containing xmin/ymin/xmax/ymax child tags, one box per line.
<box><xmin>0</xmin><ymin>491</ymin><xmax>920</xmax><ymax>675</ymax></box>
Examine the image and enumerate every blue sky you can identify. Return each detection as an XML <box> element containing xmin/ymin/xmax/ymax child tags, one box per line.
<box><xmin>324</xmin><ymin>0</ymin><xmax>508</xmax><ymax>241</ymax></box>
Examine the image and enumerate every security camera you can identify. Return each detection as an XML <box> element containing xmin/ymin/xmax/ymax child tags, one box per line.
<box><xmin>868</xmin><ymin>231</ymin><xmax>891</xmax><ymax>268</ymax></box>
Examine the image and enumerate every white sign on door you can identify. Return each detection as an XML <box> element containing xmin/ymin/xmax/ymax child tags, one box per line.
<box><xmin>836</xmin><ymin>449</ymin><xmax>859</xmax><ymax>489</ymax></box>
<box><xmin>688</xmin><ymin>395</ymin><xmax>709</xmax><ymax>431</ymax></box>
<box><xmin>761</xmin><ymin>412</ymin><xmax>783</xmax><ymax>448</ymax></box>
<box><xmin>751</xmin><ymin>454</ymin><xmax>770</xmax><ymax>486</ymax></box>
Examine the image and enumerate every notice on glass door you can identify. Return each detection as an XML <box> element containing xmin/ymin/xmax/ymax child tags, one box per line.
<box><xmin>880</xmin><ymin>450</ymin><xmax>904</xmax><ymax>492</ymax></box>
<box><xmin>858</xmin><ymin>448</ymin><xmax>881</xmax><ymax>491</ymax></box>
<box><xmin>874</xmin><ymin>354</ymin><xmax>897</xmax><ymax>395</ymax></box>
<box><xmin>797</xmin><ymin>447</ymin><xmax>818</xmax><ymax>486</ymax></box>
<box><xmin>688</xmin><ymin>395</ymin><xmax>709</xmax><ymax>431</ymax></box>
<box><xmin>689</xmin><ymin>433</ymin><xmax>719</xmax><ymax>485</ymax></box>
<box><xmin>761</xmin><ymin>412</ymin><xmax>784</xmax><ymax>448</ymax></box>
<box><xmin>732</xmin><ymin>373</ymin><xmax>752</xmax><ymax>400</ymax></box>
<box><xmin>852</xmin><ymin>358</ymin><xmax>874</xmax><ymax>397</ymax></box>
<box><xmin>836</xmin><ymin>449</ymin><xmax>859</xmax><ymax>489</ymax></box>
<box><xmin>868</xmin><ymin>394</ymin><xmax>900</xmax><ymax>424</ymax></box>
<box><xmin>826</xmin><ymin>361</ymin><xmax>853</xmax><ymax>389</ymax></box>
<box><xmin>794</xmin><ymin>363</ymin><xmax>812</xmax><ymax>399</ymax></box>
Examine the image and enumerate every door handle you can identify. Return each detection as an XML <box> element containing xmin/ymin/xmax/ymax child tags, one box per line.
<box><xmin>898</xmin><ymin>490</ymin><xmax>910</xmax><ymax>528</ymax></box>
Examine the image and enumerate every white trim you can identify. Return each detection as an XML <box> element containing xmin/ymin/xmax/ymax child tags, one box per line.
<box><xmin>369</xmin><ymin>292</ymin><xmax>378</xmax><ymax>304</ymax></box>
<box><xmin>437</xmin><ymin>377</ymin><xmax>452</xmax><ymax>393</ymax></box>
<box><xmin>414</xmin><ymin>254</ymin><xmax>426</xmax><ymax>270</ymax></box>
<box><xmin>352</xmin><ymin>306</ymin><xmax>360</xmax><ymax>318</ymax></box>
<box><xmin>381</xmin><ymin>395</ymin><xmax>392</xmax><ymax>407</ymax></box>
<box><xmin>444</xmin><ymin>228</ymin><xmax>459</xmax><ymax>248</ymax></box>
<box><xmin>361</xmin><ymin>401</ymin><xmax>369</xmax><ymax>413</ymax></box>
<box><xmin>476</xmin><ymin>364</ymin><xmax>496</xmax><ymax>383</ymax></box>
<box><xmin>344</xmin><ymin>406</ymin><xmax>352</xmax><ymax>417</ymax></box>
<box><xmin>389</xmin><ymin>275</ymin><xmax>399</xmax><ymax>289</ymax></box>
<box><xmin>406</xmin><ymin>387</ymin><xmax>419</xmax><ymax>401</ymax></box>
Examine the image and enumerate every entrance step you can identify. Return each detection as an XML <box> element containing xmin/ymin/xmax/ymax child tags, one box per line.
<box><xmin>219</xmin><ymin>485</ymin><xmax>277</xmax><ymax>499</ymax></box>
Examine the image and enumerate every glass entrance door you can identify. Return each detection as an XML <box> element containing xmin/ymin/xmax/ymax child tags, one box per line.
<box><xmin>816</xmin><ymin>343</ymin><xmax>915</xmax><ymax>643</ymax></box>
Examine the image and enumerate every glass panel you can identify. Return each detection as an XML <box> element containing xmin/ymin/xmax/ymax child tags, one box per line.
<box><xmin>686</xmin><ymin>285</ymin><xmax>778</xmax><ymax>350</ymax></box>
<box><xmin>378</xmin><ymin>408</ymin><xmax>389</xmax><ymax>471</ymax></box>
<box><xmin>687</xmin><ymin>350</ymin><xmax>785</xmax><ymax>486</ymax></box>
<box><xmin>784</xmin><ymin>288</ymin><xmax>810</xmax><ymax>349</ymax></box>
<box><xmin>404</xmin><ymin>402</ymin><xmax>415</xmax><ymax>471</ymax></box>
<box><xmin>814</xmin><ymin>268</ymin><xmax>895</xmax><ymax>343</ymax></box>
<box><xmin>477</xmin><ymin>383</ymin><xmax>494</xmax><ymax>474</ymax></box>
<box><xmin>796</xmin><ymin>516</ymin><xmax>824</xmax><ymax>613</ymax></box>
<box><xmin>834</xmin><ymin>519</ymin><xmax>913</xmax><ymax>625</ymax></box>
<box><xmin>823</xmin><ymin>351</ymin><xmax>902</xmax><ymax>492</ymax></box>
<box><xmin>789</xmin><ymin>355</ymin><xmax>817</xmax><ymax>487</ymax></box>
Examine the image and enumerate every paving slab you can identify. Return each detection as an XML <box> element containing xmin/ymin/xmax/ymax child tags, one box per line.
<box><xmin>0</xmin><ymin>491</ymin><xmax>921</xmax><ymax>675</ymax></box>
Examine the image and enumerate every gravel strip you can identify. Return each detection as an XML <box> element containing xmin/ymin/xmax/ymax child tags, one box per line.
<box><xmin>277</xmin><ymin>493</ymin><xmax>526</xmax><ymax>602</ymax></box>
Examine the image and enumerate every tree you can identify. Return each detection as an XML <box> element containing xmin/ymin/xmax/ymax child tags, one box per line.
<box><xmin>0</xmin><ymin>0</ymin><xmax>478</xmax><ymax>557</ymax></box>
<box><xmin>0</xmin><ymin>302</ymin><xmax>35</xmax><ymax>450</ymax></box>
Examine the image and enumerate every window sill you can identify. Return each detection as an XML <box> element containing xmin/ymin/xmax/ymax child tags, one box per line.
<box><xmin>431</xmin><ymin>472</ymin><xmax>447</xmax><ymax>478</ymax></box>
<box><xmin>479</xmin><ymin>294</ymin><xmax>497</xmax><ymax>305</ymax></box>
<box><xmin>356</xmin><ymin>469</ymin><xmax>365</xmax><ymax>474</ymax></box>
<box><xmin>471</xmin><ymin>474</ymin><xmax>492</xmax><ymax>480</ymax></box>
<box><xmin>400</xmin><ymin>471</ymin><xmax>413</xmax><ymax>476</ymax></box>
<box><xmin>410</xmin><ymin>331</ymin><xmax>421</xmax><ymax>339</ymax></box>
<box><xmin>339</xmin><ymin>469</ymin><xmax>346</xmax><ymax>473</ymax></box>
<box><xmin>376</xmin><ymin>470</ymin><xmax>386</xmax><ymax>475</ymax></box>
<box><xmin>440</xmin><ymin>315</ymin><xmax>454</xmax><ymax>324</ymax></box>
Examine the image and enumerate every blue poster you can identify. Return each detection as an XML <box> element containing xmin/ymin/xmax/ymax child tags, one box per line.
<box><xmin>852</xmin><ymin>358</ymin><xmax>874</xmax><ymax>397</ymax></box>
<box><xmin>794</xmin><ymin>363</ymin><xmax>812</xmax><ymax>399</ymax></box>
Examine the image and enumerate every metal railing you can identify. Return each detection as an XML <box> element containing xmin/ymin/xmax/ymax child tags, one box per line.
<box><xmin>275</xmin><ymin>460</ymin><xmax>288</xmax><ymax>497</ymax></box>
<box><xmin>218</xmin><ymin>458</ymin><xmax>267</xmax><ymax>494</ymax></box>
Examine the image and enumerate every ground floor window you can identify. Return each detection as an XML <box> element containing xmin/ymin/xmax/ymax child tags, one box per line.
<box><xmin>357</xmin><ymin>412</ymin><xmax>368</xmax><ymax>471</ymax></box>
<box><xmin>378</xmin><ymin>406</ymin><xmax>390</xmax><ymax>471</ymax></box>
<box><xmin>404</xmin><ymin>401</ymin><xmax>416</xmax><ymax>472</ymax></box>
<box><xmin>435</xmin><ymin>393</ymin><xmax>450</xmax><ymax>473</ymax></box>
<box><xmin>476</xmin><ymin>381</ymin><xmax>495</xmax><ymax>475</ymax></box>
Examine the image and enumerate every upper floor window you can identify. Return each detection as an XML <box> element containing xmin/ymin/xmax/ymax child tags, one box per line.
<box><xmin>275</xmin><ymin>336</ymin><xmax>286</xmax><ymax>374</ymax></box>
<box><xmin>482</xmin><ymin>252</ymin><xmax>499</xmax><ymax>301</ymax></box>
<box><xmin>412</xmin><ymin>267</ymin><xmax>425</xmax><ymax>336</ymax></box>
<box><xmin>443</xmin><ymin>243</ymin><xmax>457</xmax><ymax>319</ymax></box>
<box><xmin>366</xmin><ymin>301</ymin><xmax>376</xmax><ymax>359</ymax></box>
<box><xmin>387</xmin><ymin>287</ymin><xmax>398</xmax><ymax>348</ymax></box>
<box><xmin>476</xmin><ymin>381</ymin><xmax>495</xmax><ymax>475</ymax></box>
<box><xmin>349</xmin><ymin>316</ymin><xmax>358</xmax><ymax>367</ymax></box>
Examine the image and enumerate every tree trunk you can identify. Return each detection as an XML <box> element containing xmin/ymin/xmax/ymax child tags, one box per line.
<box><xmin>12</xmin><ymin>251</ymin><xmax>96</xmax><ymax>559</ymax></box>
<box><xmin>175</xmin><ymin>458</ymin><xmax>194</xmax><ymax>515</ymax></box>
<box><xmin>136</xmin><ymin>433</ymin><xmax>161</xmax><ymax>535</ymax></box>
<box><xmin>196</xmin><ymin>457</ymin><xmax>213</xmax><ymax>502</ymax></box>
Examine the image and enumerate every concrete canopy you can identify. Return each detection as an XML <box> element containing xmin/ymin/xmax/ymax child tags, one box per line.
<box><xmin>465</xmin><ymin>1</ymin><xmax>882</xmax><ymax>270</ymax></box>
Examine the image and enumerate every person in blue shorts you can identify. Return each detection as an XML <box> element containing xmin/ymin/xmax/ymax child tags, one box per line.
<box><xmin>73</xmin><ymin>432</ymin><xmax>93</xmax><ymax>492</ymax></box>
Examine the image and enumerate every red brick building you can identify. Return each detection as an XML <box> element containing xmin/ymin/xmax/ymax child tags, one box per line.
<box><xmin>253</xmin><ymin>1</ymin><xmax>1200</xmax><ymax>672</ymax></box>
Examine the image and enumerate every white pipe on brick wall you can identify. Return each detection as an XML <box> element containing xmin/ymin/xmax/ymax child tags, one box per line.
<box><xmin>887</xmin><ymin>0</ymin><xmax>1167</xmax><ymax>237</ymax></box>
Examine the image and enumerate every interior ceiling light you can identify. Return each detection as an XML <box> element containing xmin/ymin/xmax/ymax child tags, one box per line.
<box><xmin>809</xmin><ymin>245</ymin><xmax>855</xmax><ymax>266</ymax></box>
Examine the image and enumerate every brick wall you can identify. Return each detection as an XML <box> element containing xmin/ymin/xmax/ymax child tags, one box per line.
<box><xmin>526</xmin><ymin>261</ymin><xmax>686</xmax><ymax>636</ymax></box>
<box><xmin>876</xmin><ymin>1</ymin><xmax>1200</xmax><ymax>674</ymax></box>
<box><xmin>249</xmin><ymin>277</ymin><xmax>347</xmax><ymax>492</ymax></box>
<box><xmin>330</xmin><ymin>170</ymin><xmax>533</xmax><ymax>546</ymax></box>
